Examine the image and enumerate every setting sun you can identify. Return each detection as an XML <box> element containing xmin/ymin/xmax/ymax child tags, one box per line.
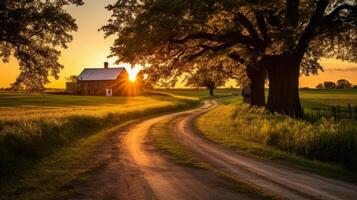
<box><xmin>129</xmin><ymin>74</ymin><xmax>137</xmax><ymax>82</ymax></box>
<box><xmin>124</xmin><ymin>64</ymin><xmax>142</xmax><ymax>83</ymax></box>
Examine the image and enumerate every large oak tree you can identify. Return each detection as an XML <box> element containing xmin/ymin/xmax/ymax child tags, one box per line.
<box><xmin>0</xmin><ymin>0</ymin><xmax>83</xmax><ymax>91</ymax></box>
<box><xmin>103</xmin><ymin>0</ymin><xmax>357</xmax><ymax>117</ymax></box>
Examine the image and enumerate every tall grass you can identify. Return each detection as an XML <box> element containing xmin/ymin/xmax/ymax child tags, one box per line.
<box><xmin>242</xmin><ymin>105</ymin><xmax>355</xmax><ymax>167</ymax></box>
<box><xmin>0</xmin><ymin>97</ymin><xmax>198</xmax><ymax>177</ymax></box>
<box><xmin>201</xmin><ymin>104</ymin><xmax>357</xmax><ymax>168</ymax></box>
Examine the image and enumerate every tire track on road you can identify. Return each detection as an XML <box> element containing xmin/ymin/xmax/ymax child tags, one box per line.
<box><xmin>175</xmin><ymin>101</ymin><xmax>357</xmax><ymax>200</ymax></box>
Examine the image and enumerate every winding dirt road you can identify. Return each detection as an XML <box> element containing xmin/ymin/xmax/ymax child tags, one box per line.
<box><xmin>174</xmin><ymin>101</ymin><xmax>357</xmax><ymax>200</ymax></box>
<box><xmin>123</xmin><ymin>103</ymin><xmax>251</xmax><ymax>200</ymax></box>
<box><xmin>74</xmin><ymin>101</ymin><xmax>357</xmax><ymax>200</ymax></box>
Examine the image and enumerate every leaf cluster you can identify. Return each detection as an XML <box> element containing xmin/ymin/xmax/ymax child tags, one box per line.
<box><xmin>0</xmin><ymin>0</ymin><xmax>83</xmax><ymax>91</ymax></box>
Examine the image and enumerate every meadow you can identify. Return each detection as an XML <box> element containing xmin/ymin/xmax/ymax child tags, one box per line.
<box><xmin>157</xmin><ymin>88</ymin><xmax>241</xmax><ymax>99</ymax></box>
<box><xmin>0</xmin><ymin>92</ymin><xmax>201</xmax><ymax>200</ymax></box>
<box><xmin>0</xmin><ymin>92</ymin><xmax>198</xmax><ymax>176</ymax></box>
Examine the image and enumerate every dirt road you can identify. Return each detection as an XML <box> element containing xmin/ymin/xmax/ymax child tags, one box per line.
<box><xmin>73</xmin><ymin>101</ymin><xmax>357</xmax><ymax>200</ymax></box>
<box><xmin>123</xmin><ymin>103</ymin><xmax>252</xmax><ymax>200</ymax></box>
<box><xmin>175</xmin><ymin>101</ymin><xmax>357</xmax><ymax>200</ymax></box>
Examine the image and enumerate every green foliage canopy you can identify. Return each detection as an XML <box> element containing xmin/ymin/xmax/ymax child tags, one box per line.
<box><xmin>102</xmin><ymin>0</ymin><xmax>357</xmax><ymax>81</ymax></box>
<box><xmin>0</xmin><ymin>0</ymin><xmax>83</xmax><ymax>91</ymax></box>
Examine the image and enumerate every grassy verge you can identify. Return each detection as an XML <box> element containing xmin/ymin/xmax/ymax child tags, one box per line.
<box><xmin>0</xmin><ymin>122</ymin><xmax>131</xmax><ymax>200</ymax></box>
<box><xmin>196</xmin><ymin>103</ymin><xmax>357</xmax><ymax>183</ymax></box>
<box><xmin>0</xmin><ymin>95</ymin><xmax>199</xmax><ymax>200</ymax></box>
<box><xmin>149</xmin><ymin>118</ymin><xmax>278</xmax><ymax>200</ymax></box>
<box><xmin>150</xmin><ymin>119</ymin><xmax>206</xmax><ymax>168</ymax></box>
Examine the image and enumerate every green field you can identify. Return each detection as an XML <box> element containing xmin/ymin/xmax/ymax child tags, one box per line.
<box><xmin>156</xmin><ymin>88</ymin><xmax>241</xmax><ymax>99</ymax></box>
<box><xmin>0</xmin><ymin>92</ymin><xmax>197</xmax><ymax>120</ymax></box>
<box><xmin>300</xmin><ymin>89</ymin><xmax>357</xmax><ymax>108</ymax></box>
<box><xmin>0</xmin><ymin>92</ymin><xmax>198</xmax><ymax>162</ymax></box>
<box><xmin>216</xmin><ymin>88</ymin><xmax>357</xmax><ymax>108</ymax></box>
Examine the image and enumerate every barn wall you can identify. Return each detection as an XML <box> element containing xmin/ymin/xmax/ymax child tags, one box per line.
<box><xmin>77</xmin><ymin>72</ymin><xmax>131</xmax><ymax>96</ymax></box>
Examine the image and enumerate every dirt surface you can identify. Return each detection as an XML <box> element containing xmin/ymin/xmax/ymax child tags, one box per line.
<box><xmin>123</xmin><ymin>107</ymin><xmax>252</xmax><ymax>200</ymax></box>
<box><xmin>67</xmin><ymin>123</ymin><xmax>154</xmax><ymax>200</ymax></box>
<box><xmin>175</xmin><ymin>101</ymin><xmax>357</xmax><ymax>200</ymax></box>
<box><xmin>71</xmin><ymin>104</ymin><xmax>253</xmax><ymax>200</ymax></box>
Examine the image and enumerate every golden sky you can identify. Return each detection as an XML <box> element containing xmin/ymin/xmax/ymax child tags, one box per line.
<box><xmin>0</xmin><ymin>0</ymin><xmax>356</xmax><ymax>88</ymax></box>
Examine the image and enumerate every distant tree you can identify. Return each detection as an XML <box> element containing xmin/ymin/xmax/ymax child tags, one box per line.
<box><xmin>66</xmin><ymin>75</ymin><xmax>78</xmax><ymax>83</ymax></box>
<box><xmin>337</xmin><ymin>79</ymin><xmax>353</xmax><ymax>89</ymax></box>
<box><xmin>323</xmin><ymin>81</ymin><xmax>337</xmax><ymax>89</ymax></box>
<box><xmin>0</xmin><ymin>0</ymin><xmax>83</xmax><ymax>91</ymax></box>
<box><xmin>185</xmin><ymin>65</ymin><xmax>229</xmax><ymax>96</ymax></box>
<box><xmin>353</xmin><ymin>85</ymin><xmax>357</xmax><ymax>89</ymax></box>
<box><xmin>316</xmin><ymin>83</ymin><xmax>324</xmax><ymax>89</ymax></box>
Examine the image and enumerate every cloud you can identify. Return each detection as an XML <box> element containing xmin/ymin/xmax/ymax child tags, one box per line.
<box><xmin>326</xmin><ymin>67</ymin><xmax>357</xmax><ymax>72</ymax></box>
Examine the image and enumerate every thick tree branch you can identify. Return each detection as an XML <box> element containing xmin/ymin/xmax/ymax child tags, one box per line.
<box><xmin>325</xmin><ymin>4</ymin><xmax>357</xmax><ymax>22</ymax></box>
<box><xmin>172</xmin><ymin>31</ymin><xmax>264</xmax><ymax>51</ymax></box>
<box><xmin>199</xmin><ymin>41</ymin><xmax>237</xmax><ymax>53</ymax></box>
<box><xmin>327</xmin><ymin>4</ymin><xmax>357</xmax><ymax>18</ymax></box>
<box><xmin>172</xmin><ymin>33</ymin><xmax>227</xmax><ymax>43</ymax></box>
<box><xmin>219</xmin><ymin>68</ymin><xmax>245</xmax><ymax>81</ymax></box>
<box><xmin>295</xmin><ymin>1</ymin><xmax>357</xmax><ymax>60</ymax></box>
<box><xmin>234</xmin><ymin>12</ymin><xmax>260</xmax><ymax>41</ymax></box>
<box><xmin>295</xmin><ymin>0</ymin><xmax>329</xmax><ymax>60</ymax></box>
<box><xmin>228</xmin><ymin>52</ymin><xmax>246</xmax><ymax>64</ymax></box>
<box><xmin>255</xmin><ymin>11</ymin><xmax>270</xmax><ymax>44</ymax></box>
<box><xmin>185</xmin><ymin>41</ymin><xmax>238</xmax><ymax>62</ymax></box>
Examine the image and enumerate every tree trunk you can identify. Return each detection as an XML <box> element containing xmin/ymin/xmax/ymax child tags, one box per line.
<box><xmin>209</xmin><ymin>87</ymin><xmax>214</xmax><ymax>96</ymax></box>
<box><xmin>266</xmin><ymin>54</ymin><xmax>303</xmax><ymax>118</ymax></box>
<box><xmin>246</xmin><ymin>66</ymin><xmax>266</xmax><ymax>107</ymax></box>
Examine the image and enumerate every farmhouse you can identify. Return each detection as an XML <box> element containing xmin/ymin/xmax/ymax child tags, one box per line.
<box><xmin>67</xmin><ymin>62</ymin><xmax>131</xmax><ymax>96</ymax></box>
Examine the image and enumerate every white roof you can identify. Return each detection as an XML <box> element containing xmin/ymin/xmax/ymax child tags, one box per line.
<box><xmin>78</xmin><ymin>68</ymin><xmax>125</xmax><ymax>81</ymax></box>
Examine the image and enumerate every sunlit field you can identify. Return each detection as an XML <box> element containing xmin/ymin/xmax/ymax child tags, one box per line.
<box><xmin>300</xmin><ymin>89</ymin><xmax>357</xmax><ymax>107</ymax></box>
<box><xmin>157</xmin><ymin>88</ymin><xmax>241</xmax><ymax>99</ymax></box>
<box><xmin>0</xmin><ymin>92</ymin><xmax>195</xmax><ymax>120</ymax></box>
<box><xmin>0</xmin><ymin>92</ymin><xmax>198</xmax><ymax>175</ymax></box>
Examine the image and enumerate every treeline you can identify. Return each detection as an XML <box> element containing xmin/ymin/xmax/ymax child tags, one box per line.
<box><xmin>316</xmin><ymin>79</ymin><xmax>357</xmax><ymax>89</ymax></box>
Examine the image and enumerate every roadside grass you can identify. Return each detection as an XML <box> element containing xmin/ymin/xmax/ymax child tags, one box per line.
<box><xmin>196</xmin><ymin>103</ymin><xmax>357</xmax><ymax>183</ymax></box>
<box><xmin>0</xmin><ymin>122</ymin><xmax>132</xmax><ymax>200</ymax></box>
<box><xmin>149</xmin><ymin>118</ymin><xmax>279</xmax><ymax>200</ymax></box>
<box><xmin>0</xmin><ymin>93</ymin><xmax>199</xmax><ymax>200</ymax></box>
<box><xmin>150</xmin><ymin>118</ymin><xmax>206</xmax><ymax>169</ymax></box>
